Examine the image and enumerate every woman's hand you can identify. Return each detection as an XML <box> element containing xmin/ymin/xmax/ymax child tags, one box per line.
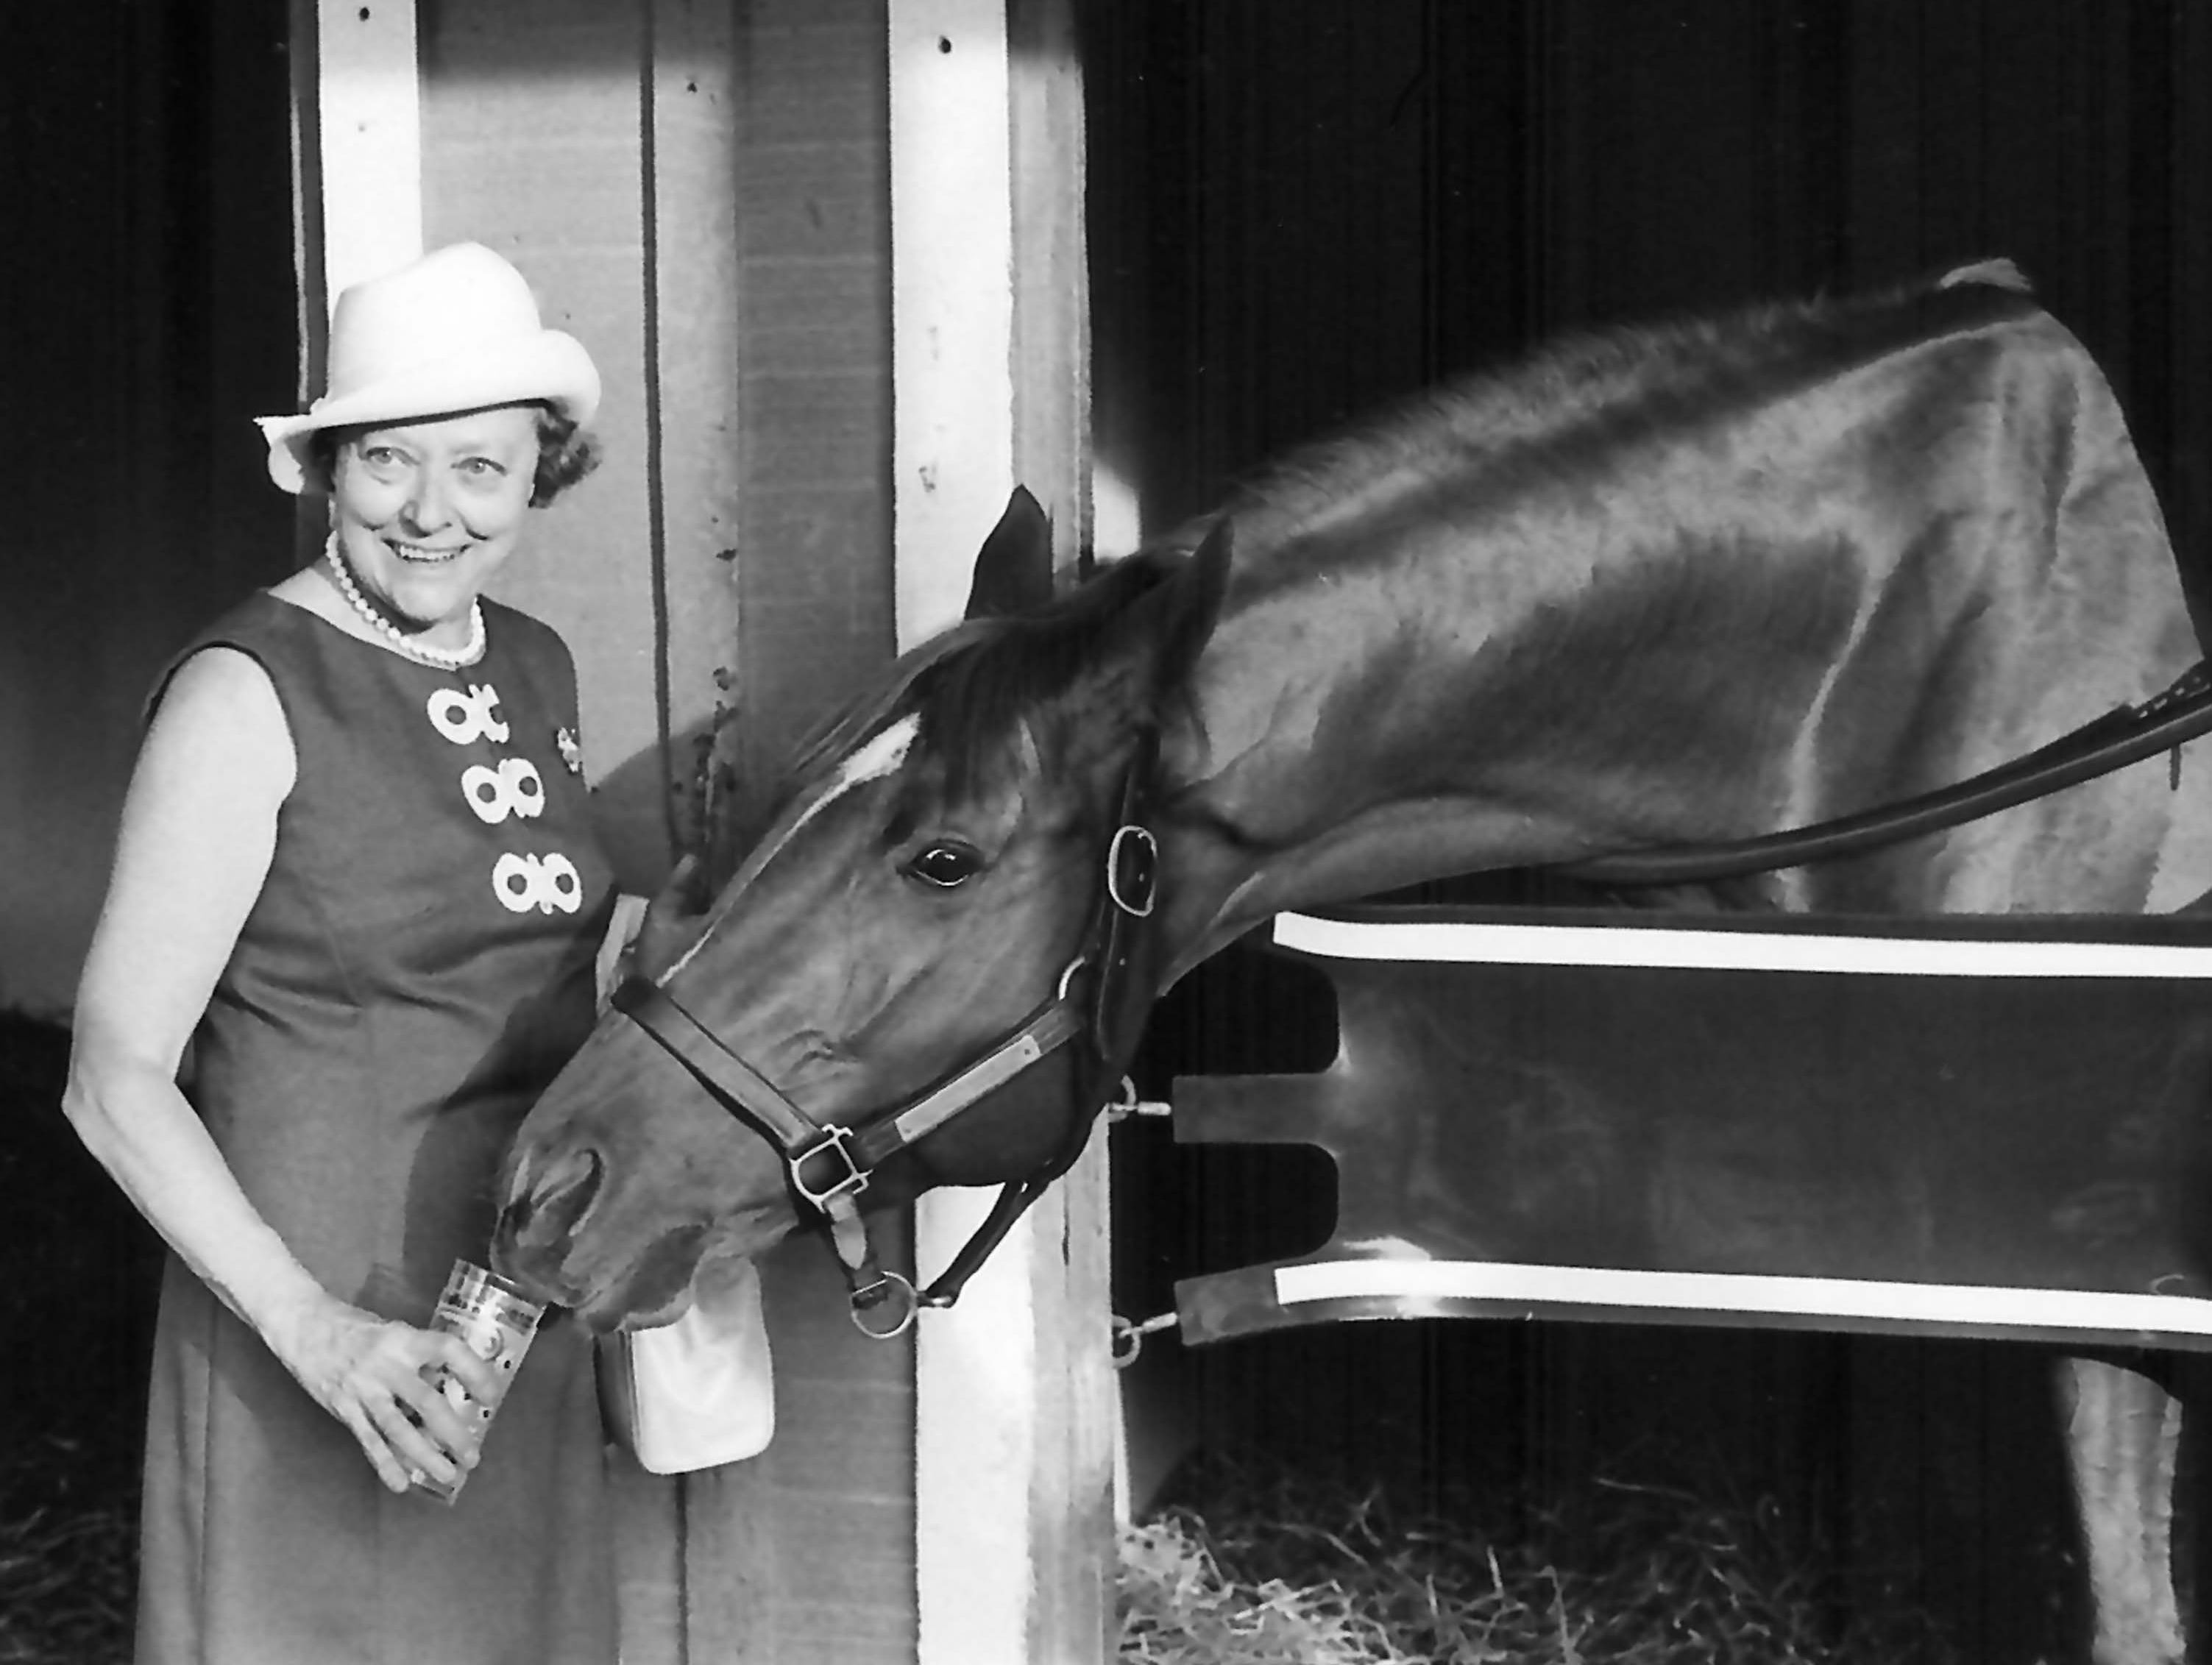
<box><xmin>271</xmin><ymin>1295</ymin><xmax>508</xmax><ymax>1495</ymax></box>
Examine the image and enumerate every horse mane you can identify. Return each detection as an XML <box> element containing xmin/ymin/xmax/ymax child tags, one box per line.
<box><xmin>777</xmin><ymin>264</ymin><xmax>2042</xmax><ymax>813</ymax></box>
<box><xmin>780</xmin><ymin>547</ymin><xmax>1189</xmax><ymax>805</ymax></box>
<box><xmin>1172</xmin><ymin>262</ymin><xmax>2043</xmax><ymax>559</ymax></box>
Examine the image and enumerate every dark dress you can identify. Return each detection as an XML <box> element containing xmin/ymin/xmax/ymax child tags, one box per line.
<box><xmin>135</xmin><ymin>592</ymin><xmax>618</xmax><ymax>1665</ymax></box>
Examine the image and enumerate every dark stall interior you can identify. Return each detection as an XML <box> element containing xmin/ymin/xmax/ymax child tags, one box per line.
<box><xmin>2</xmin><ymin>3</ymin><xmax>294</xmax><ymax>1655</ymax></box>
<box><xmin>1086</xmin><ymin>4</ymin><xmax>2212</xmax><ymax>1660</ymax></box>
<box><xmin>0</xmin><ymin>2</ymin><xmax>298</xmax><ymax>1012</ymax></box>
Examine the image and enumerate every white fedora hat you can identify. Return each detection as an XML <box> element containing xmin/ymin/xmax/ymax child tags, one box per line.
<box><xmin>255</xmin><ymin>242</ymin><xmax>601</xmax><ymax>494</ymax></box>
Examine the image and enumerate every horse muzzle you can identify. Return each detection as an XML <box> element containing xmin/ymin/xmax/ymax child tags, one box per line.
<box><xmin>491</xmin><ymin>1146</ymin><xmax>606</xmax><ymax>1306</ymax></box>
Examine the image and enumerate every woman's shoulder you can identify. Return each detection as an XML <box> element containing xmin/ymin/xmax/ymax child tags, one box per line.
<box><xmin>150</xmin><ymin>586</ymin><xmax>360</xmax><ymax>721</ymax></box>
<box><xmin>483</xmin><ymin>597</ymin><xmax>580</xmax><ymax>676</ymax></box>
<box><xmin>482</xmin><ymin>596</ymin><xmax>569</xmax><ymax>647</ymax></box>
<box><xmin>175</xmin><ymin>589</ymin><xmax>302</xmax><ymax>655</ymax></box>
<box><xmin>160</xmin><ymin>637</ymin><xmax>282</xmax><ymax>705</ymax></box>
<box><xmin>141</xmin><ymin>643</ymin><xmax>297</xmax><ymax>798</ymax></box>
<box><xmin>145</xmin><ymin>593</ymin><xmax>299</xmax><ymax>719</ymax></box>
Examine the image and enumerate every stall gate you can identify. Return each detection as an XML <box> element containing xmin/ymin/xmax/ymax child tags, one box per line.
<box><xmin>1163</xmin><ymin>906</ymin><xmax>2212</xmax><ymax>1357</ymax></box>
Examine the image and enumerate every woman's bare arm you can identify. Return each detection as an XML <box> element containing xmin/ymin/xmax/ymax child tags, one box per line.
<box><xmin>64</xmin><ymin>647</ymin><xmax>498</xmax><ymax>1492</ymax></box>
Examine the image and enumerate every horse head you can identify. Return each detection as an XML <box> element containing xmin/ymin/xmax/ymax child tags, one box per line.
<box><xmin>493</xmin><ymin>491</ymin><xmax>1230</xmax><ymax>1329</ymax></box>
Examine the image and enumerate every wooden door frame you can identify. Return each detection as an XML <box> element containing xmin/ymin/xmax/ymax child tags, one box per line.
<box><xmin>891</xmin><ymin>3</ymin><xmax>1112</xmax><ymax>1661</ymax></box>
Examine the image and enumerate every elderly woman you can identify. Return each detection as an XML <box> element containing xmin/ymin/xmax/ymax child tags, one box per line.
<box><xmin>65</xmin><ymin>243</ymin><xmax>623</xmax><ymax>1664</ymax></box>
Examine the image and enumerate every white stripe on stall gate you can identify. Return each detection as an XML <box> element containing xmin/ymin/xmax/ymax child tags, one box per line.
<box><xmin>1270</xmin><ymin>911</ymin><xmax>2212</xmax><ymax>979</ymax></box>
<box><xmin>1272</xmin><ymin>1260</ymin><xmax>2212</xmax><ymax>1338</ymax></box>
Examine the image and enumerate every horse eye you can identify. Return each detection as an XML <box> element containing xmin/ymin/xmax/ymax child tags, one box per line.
<box><xmin>905</xmin><ymin>841</ymin><xmax>982</xmax><ymax>889</ymax></box>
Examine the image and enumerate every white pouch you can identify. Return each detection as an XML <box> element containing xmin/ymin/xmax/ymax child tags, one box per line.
<box><xmin>598</xmin><ymin>1257</ymin><xmax>775</xmax><ymax>1473</ymax></box>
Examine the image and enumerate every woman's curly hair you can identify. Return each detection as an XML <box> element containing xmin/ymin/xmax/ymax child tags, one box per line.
<box><xmin>527</xmin><ymin>411</ymin><xmax>600</xmax><ymax>505</ymax></box>
<box><xmin>305</xmin><ymin>404</ymin><xmax>601</xmax><ymax>506</ymax></box>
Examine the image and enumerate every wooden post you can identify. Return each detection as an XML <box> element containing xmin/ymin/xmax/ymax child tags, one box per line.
<box><xmin>893</xmin><ymin>1</ymin><xmax>1113</xmax><ymax>1660</ymax></box>
<box><xmin>296</xmin><ymin>0</ymin><xmax>422</xmax><ymax>563</ymax></box>
<box><xmin>312</xmin><ymin>0</ymin><xmax>422</xmax><ymax>298</ymax></box>
<box><xmin>1007</xmin><ymin>11</ymin><xmax>1116</xmax><ymax>1655</ymax></box>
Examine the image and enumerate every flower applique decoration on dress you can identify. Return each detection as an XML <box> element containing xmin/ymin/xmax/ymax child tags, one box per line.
<box><xmin>556</xmin><ymin>725</ymin><xmax>584</xmax><ymax>778</ymax></box>
<box><xmin>428</xmin><ymin>684</ymin><xmax>510</xmax><ymax>746</ymax></box>
<box><xmin>493</xmin><ymin>851</ymin><xmax>584</xmax><ymax>915</ymax></box>
<box><xmin>464</xmin><ymin>757</ymin><xmax>547</xmax><ymax>825</ymax></box>
<box><xmin>424</xmin><ymin>681</ymin><xmax>584</xmax><ymax>916</ymax></box>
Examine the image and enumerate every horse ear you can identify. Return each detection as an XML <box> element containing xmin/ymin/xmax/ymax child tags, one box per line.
<box><xmin>1091</xmin><ymin>514</ymin><xmax>1230</xmax><ymax>713</ymax></box>
<box><xmin>964</xmin><ymin>486</ymin><xmax>1056</xmax><ymax>620</ymax></box>
<box><xmin>1146</xmin><ymin>515</ymin><xmax>1233</xmax><ymax>691</ymax></box>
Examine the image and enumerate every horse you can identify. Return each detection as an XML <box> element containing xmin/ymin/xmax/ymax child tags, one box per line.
<box><xmin>494</xmin><ymin>261</ymin><xmax>2212</xmax><ymax>1663</ymax></box>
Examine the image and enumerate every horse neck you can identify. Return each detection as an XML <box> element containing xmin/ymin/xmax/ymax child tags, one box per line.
<box><xmin>1154</xmin><ymin>533</ymin><xmax>1861</xmax><ymax>968</ymax></box>
<box><xmin>1152</xmin><ymin>344</ymin><xmax>2199</xmax><ymax>978</ymax></box>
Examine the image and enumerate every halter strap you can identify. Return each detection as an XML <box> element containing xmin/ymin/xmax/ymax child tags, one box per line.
<box><xmin>611</xmin><ymin>979</ymin><xmax>1087</xmax><ymax>1193</ymax></box>
<box><xmin>610</xmin><ymin>979</ymin><xmax>812</xmax><ymax>1146</ymax></box>
<box><xmin>612</xmin><ymin>975</ymin><xmax>1090</xmax><ymax>1317</ymax></box>
<box><xmin>1086</xmin><ymin>724</ymin><xmax>1163</xmax><ymax>1066</ymax></box>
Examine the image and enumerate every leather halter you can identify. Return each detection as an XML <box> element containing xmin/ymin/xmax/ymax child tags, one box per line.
<box><xmin>612</xmin><ymin>728</ymin><xmax>1163</xmax><ymax>1335</ymax></box>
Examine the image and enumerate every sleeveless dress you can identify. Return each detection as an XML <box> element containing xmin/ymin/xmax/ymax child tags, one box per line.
<box><xmin>134</xmin><ymin>592</ymin><xmax>619</xmax><ymax>1665</ymax></box>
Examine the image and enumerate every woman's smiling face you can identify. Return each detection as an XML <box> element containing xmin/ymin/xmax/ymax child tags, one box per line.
<box><xmin>330</xmin><ymin>404</ymin><xmax>542</xmax><ymax>643</ymax></box>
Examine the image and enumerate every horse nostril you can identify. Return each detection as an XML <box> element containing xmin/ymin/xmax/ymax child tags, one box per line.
<box><xmin>504</xmin><ymin>1147</ymin><xmax>606</xmax><ymax>1249</ymax></box>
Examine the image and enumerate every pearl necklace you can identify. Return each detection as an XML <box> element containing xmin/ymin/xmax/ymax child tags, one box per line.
<box><xmin>322</xmin><ymin>536</ymin><xmax>486</xmax><ymax>670</ymax></box>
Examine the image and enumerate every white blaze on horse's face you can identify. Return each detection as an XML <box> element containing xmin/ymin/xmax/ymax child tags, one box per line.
<box><xmin>708</xmin><ymin>710</ymin><xmax>1074</xmax><ymax>1089</ymax></box>
<box><xmin>662</xmin><ymin>713</ymin><xmax>923</xmax><ymax>983</ymax></box>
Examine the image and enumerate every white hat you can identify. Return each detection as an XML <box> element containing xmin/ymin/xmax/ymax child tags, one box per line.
<box><xmin>255</xmin><ymin>242</ymin><xmax>602</xmax><ymax>494</ymax></box>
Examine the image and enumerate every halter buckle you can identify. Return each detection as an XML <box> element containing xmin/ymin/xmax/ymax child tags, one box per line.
<box><xmin>791</xmin><ymin>1124</ymin><xmax>869</xmax><ymax>1209</ymax></box>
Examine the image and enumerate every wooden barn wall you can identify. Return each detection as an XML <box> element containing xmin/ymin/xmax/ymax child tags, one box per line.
<box><xmin>1085</xmin><ymin>2</ymin><xmax>2212</xmax><ymax>1658</ymax></box>
<box><xmin>416</xmin><ymin>3</ymin><xmax>908</xmax><ymax>1661</ymax></box>
<box><xmin>726</xmin><ymin>4</ymin><xmax>899</xmax><ymax>857</ymax></box>
<box><xmin>0</xmin><ymin>0</ymin><xmax>297</xmax><ymax>1016</ymax></box>
<box><xmin>706</xmin><ymin>13</ymin><xmax>911</xmax><ymax>1662</ymax></box>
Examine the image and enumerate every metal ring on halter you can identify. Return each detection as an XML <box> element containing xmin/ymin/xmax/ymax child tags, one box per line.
<box><xmin>1104</xmin><ymin>1076</ymin><xmax>1175</xmax><ymax>1121</ymax></box>
<box><xmin>1110</xmin><ymin>1310</ymin><xmax>1179</xmax><ymax>1368</ymax></box>
<box><xmin>1055</xmin><ymin>956</ymin><xmax>1088</xmax><ymax>1003</ymax></box>
<box><xmin>849</xmin><ymin>1270</ymin><xmax>921</xmax><ymax>1339</ymax></box>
